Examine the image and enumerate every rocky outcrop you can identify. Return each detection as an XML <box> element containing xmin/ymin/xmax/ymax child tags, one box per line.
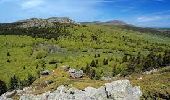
<box><xmin>0</xmin><ymin>90</ymin><xmax>16</xmax><ymax>99</ymax></box>
<box><xmin>0</xmin><ymin>80</ymin><xmax>142</xmax><ymax>100</ymax></box>
<box><xmin>17</xmin><ymin>17</ymin><xmax>76</xmax><ymax>28</ymax></box>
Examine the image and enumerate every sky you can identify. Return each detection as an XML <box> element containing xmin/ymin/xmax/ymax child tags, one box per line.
<box><xmin>0</xmin><ymin>0</ymin><xmax>170</xmax><ymax>27</ymax></box>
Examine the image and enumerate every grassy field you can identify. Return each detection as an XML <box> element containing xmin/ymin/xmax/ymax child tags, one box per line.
<box><xmin>0</xmin><ymin>25</ymin><xmax>170</xmax><ymax>84</ymax></box>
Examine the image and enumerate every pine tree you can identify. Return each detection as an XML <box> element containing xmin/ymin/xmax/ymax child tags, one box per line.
<box><xmin>95</xmin><ymin>59</ymin><xmax>98</xmax><ymax>66</ymax></box>
<box><xmin>9</xmin><ymin>75</ymin><xmax>19</xmax><ymax>90</ymax></box>
<box><xmin>98</xmin><ymin>54</ymin><xmax>100</xmax><ymax>57</ymax></box>
<box><xmin>157</xmin><ymin>54</ymin><xmax>163</xmax><ymax>67</ymax></box>
<box><xmin>136</xmin><ymin>52</ymin><xmax>141</xmax><ymax>64</ymax></box>
<box><xmin>103</xmin><ymin>58</ymin><xmax>108</xmax><ymax>65</ymax></box>
<box><xmin>7</xmin><ymin>52</ymin><xmax>10</xmax><ymax>56</ymax></box>
<box><xmin>143</xmin><ymin>52</ymin><xmax>158</xmax><ymax>71</ymax></box>
<box><xmin>90</xmin><ymin>69</ymin><xmax>96</xmax><ymax>79</ymax></box>
<box><xmin>90</xmin><ymin>60</ymin><xmax>96</xmax><ymax>67</ymax></box>
<box><xmin>112</xmin><ymin>66</ymin><xmax>117</xmax><ymax>77</ymax></box>
<box><xmin>85</xmin><ymin>63</ymin><xmax>90</xmax><ymax>75</ymax></box>
<box><xmin>163</xmin><ymin>50</ymin><xmax>170</xmax><ymax>65</ymax></box>
<box><xmin>0</xmin><ymin>80</ymin><xmax>7</xmax><ymax>95</ymax></box>
<box><xmin>122</xmin><ymin>55</ymin><xmax>128</xmax><ymax>63</ymax></box>
<box><xmin>27</xmin><ymin>74</ymin><xmax>36</xmax><ymax>85</ymax></box>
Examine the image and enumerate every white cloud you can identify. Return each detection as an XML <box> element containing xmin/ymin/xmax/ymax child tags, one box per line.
<box><xmin>137</xmin><ymin>15</ymin><xmax>170</xmax><ymax>22</ymax></box>
<box><xmin>15</xmin><ymin>0</ymin><xmax>108</xmax><ymax>21</ymax></box>
<box><xmin>21</xmin><ymin>0</ymin><xmax>45</xmax><ymax>9</ymax></box>
<box><xmin>154</xmin><ymin>0</ymin><xmax>164</xmax><ymax>2</ymax></box>
<box><xmin>0</xmin><ymin>0</ymin><xmax>15</xmax><ymax>4</ymax></box>
<box><xmin>137</xmin><ymin>16</ymin><xmax>162</xmax><ymax>22</ymax></box>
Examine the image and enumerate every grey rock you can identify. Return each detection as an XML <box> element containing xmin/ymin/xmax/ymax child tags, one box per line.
<box><xmin>17</xmin><ymin>17</ymin><xmax>77</xmax><ymax>28</ymax></box>
<box><xmin>40</xmin><ymin>70</ymin><xmax>50</xmax><ymax>75</ymax></box>
<box><xmin>0</xmin><ymin>90</ymin><xmax>16</xmax><ymax>100</ymax></box>
<box><xmin>105</xmin><ymin>80</ymin><xmax>142</xmax><ymax>100</ymax></box>
<box><xmin>101</xmin><ymin>76</ymin><xmax>112</xmax><ymax>81</ymax></box>
<box><xmin>143</xmin><ymin>69</ymin><xmax>158</xmax><ymax>75</ymax></box>
<box><xmin>68</xmin><ymin>68</ymin><xmax>84</xmax><ymax>78</ymax></box>
<box><xmin>18</xmin><ymin>80</ymin><xmax>142</xmax><ymax>100</ymax></box>
<box><xmin>1</xmin><ymin>80</ymin><xmax>142</xmax><ymax>100</ymax></box>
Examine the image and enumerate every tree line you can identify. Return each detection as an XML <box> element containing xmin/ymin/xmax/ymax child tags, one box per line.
<box><xmin>81</xmin><ymin>49</ymin><xmax>170</xmax><ymax>79</ymax></box>
<box><xmin>0</xmin><ymin>22</ymin><xmax>77</xmax><ymax>39</ymax></box>
<box><xmin>120</xmin><ymin>50</ymin><xmax>170</xmax><ymax>76</ymax></box>
<box><xmin>0</xmin><ymin>74</ymin><xmax>36</xmax><ymax>96</ymax></box>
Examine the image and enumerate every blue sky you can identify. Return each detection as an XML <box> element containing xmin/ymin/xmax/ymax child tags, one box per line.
<box><xmin>0</xmin><ymin>0</ymin><xmax>170</xmax><ymax>27</ymax></box>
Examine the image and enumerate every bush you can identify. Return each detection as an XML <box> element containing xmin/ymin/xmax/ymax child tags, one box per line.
<box><xmin>35</xmin><ymin>50</ymin><xmax>47</xmax><ymax>59</ymax></box>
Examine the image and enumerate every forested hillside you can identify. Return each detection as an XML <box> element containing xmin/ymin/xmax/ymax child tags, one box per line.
<box><xmin>0</xmin><ymin>20</ymin><xmax>170</xmax><ymax>99</ymax></box>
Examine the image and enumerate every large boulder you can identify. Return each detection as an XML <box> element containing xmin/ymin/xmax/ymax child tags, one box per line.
<box><xmin>105</xmin><ymin>80</ymin><xmax>142</xmax><ymax>100</ymax></box>
<box><xmin>18</xmin><ymin>80</ymin><xmax>142</xmax><ymax>100</ymax></box>
<box><xmin>0</xmin><ymin>90</ymin><xmax>16</xmax><ymax>100</ymax></box>
<box><xmin>68</xmin><ymin>68</ymin><xmax>84</xmax><ymax>78</ymax></box>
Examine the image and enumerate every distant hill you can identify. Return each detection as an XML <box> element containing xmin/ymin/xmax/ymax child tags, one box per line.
<box><xmin>80</xmin><ymin>20</ymin><xmax>128</xmax><ymax>26</ymax></box>
<box><xmin>103</xmin><ymin>20</ymin><xmax>128</xmax><ymax>25</ymax></box>
<box><xmin>0</xmin><ymin>17</ymin><xmax>77</xmax><ymax>28</ymax></box>
<box><xmin>81</xmin><ymin>20</ymin><xmax>170</xmax><ymax>37</ymax></box>
<box><xmin>0</xmin><ymin>17</ymin><xmax>170</xmax><ymax>37</ymax></box>
<box><xmin>0</xmin><ymin>17</ymin><xmax>79</xmax><ymax>39</ymax></box>
<box><xmin>116</xmin><ymin>25</ymin><xmax>170</xmax><ymax>37</ymax></box>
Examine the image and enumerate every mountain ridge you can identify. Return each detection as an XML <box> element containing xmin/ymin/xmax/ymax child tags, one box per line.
<box><xmin>0</xmin><ymin>17</ymin><xmax>170</xmax><ymax>37</ymax></box>
<box><xmin>80</xmin><ymin>20</ymin><xmax>129</xmax><ymax>26</ymax></box>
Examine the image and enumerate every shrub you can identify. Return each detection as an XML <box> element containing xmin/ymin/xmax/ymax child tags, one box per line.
<box><xmin>35</xmin><ymin>50</ymin><xmax>47</xmax><ymax>59</ymax></box>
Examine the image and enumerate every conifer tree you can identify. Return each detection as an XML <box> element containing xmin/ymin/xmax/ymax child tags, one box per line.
<box><xmin>27</xmin><ymin>74</ymin><xmax>36</xmax><ymax>85</ymax></box>
<box><xmin>0</xmin><ymin>80</ymin><xmax>7</xmax><ymax>95</ymax></box>
<box><xmin>9</xmin><ymin>75</ymin><xmax>19</xmax><ymax>90</ymax></box>
<box><xmin>90</xmin><ymin>60</ymin><xmax>96</xmax><ymax>67</ymax></box>
<box><xmin>163</xmin><ymin>50</ymin><xmax>170</xmax><ymax>65</ymax></box>
<box><xmin>122</xmin><ymin>55</ymin><xmax>128</xmax><ymax>63</ymax></box>
<box><xmin>103</xmin><ymin>58</ymin><xmax>108</xmax><ymax>65</ymax></box>
<box><xmin>112</xmin><ymin>66</ymin><xmax>117</xmax><ymax>77</ymax></box>
<box><xmin>90</xmin><ymin>69</ymin><xmax>96</xmax><ymax>79</ymax></box>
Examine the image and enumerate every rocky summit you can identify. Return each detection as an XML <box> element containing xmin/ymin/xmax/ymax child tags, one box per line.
<box><xmin>16</xmin><ymin>17</ymin><xmax>76</xmax><ymax>28</ymax></box>
<box><xmin>0</xmin><ymin>80</ymin><xmax>142</xmax><ymax>100</ymax></box>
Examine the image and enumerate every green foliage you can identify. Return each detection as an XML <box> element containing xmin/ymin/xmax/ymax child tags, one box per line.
<box><xmin>103</xmin><ymin>58</ymin><xmax>108</xmax><ymax>65</ymax></box>
<box><xmin>27</xmin><ymin>74</ymin><xmax>36</xmax><ymax>86</ymax></box>
<box><xmin>9</xmin><ymin>75</ymin><xmax>19</xmax><ymax>90</ymax></box>
<box><xmin>0</xmin><ymin>80</ymin><xmax>7</xmax><ymax>95</ymax></box>
<box><xmin>163</xmin><ymin>50</ymin><xmax>170</xmax><ymax>65</ymax></box>
<box><xmin>7</xmin><ymin>52</ymin><xmax>10</xmax><ymax>56</ymax></box>
<box><xmin>0</xmin><ymin>24</ymin><xmax>170</xmax><ymax>89</ymax></box>
<box><xmin>143</xmin><ymin>52</ymin><xmax>158</xmax><ymax>70</ymax></box>
<box><xmin>122</xmin><ymin>54</ymin><xmax>128</xmax><ymax>63</ymax></box>
<box><xmin>112</xmin><ymin>66</ymin><xmax>117</xmax><ymax>77</ymax></box>
<box><xmin>90</xmin><ymin>60</ymin><xmax>97</xmax><ymax>67</ymax></box>
<box><xmin>121</xmin><ymin>50</ymin><xmax>170</xmax><ymax>76</ymax></box>
<box><xmin>34</xmin><ymin>50</ymin><xmax>47</xmax><ymax>59</ymax></box>
<box><xmin>89</xmin><ymin>69</ymin><xmax>96</xmax><ymax>79</ymax></box>
<box><xmin>131</xmin><ymin>67</ymin><xmax>170</xmax><ymax>100</ymax></box>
